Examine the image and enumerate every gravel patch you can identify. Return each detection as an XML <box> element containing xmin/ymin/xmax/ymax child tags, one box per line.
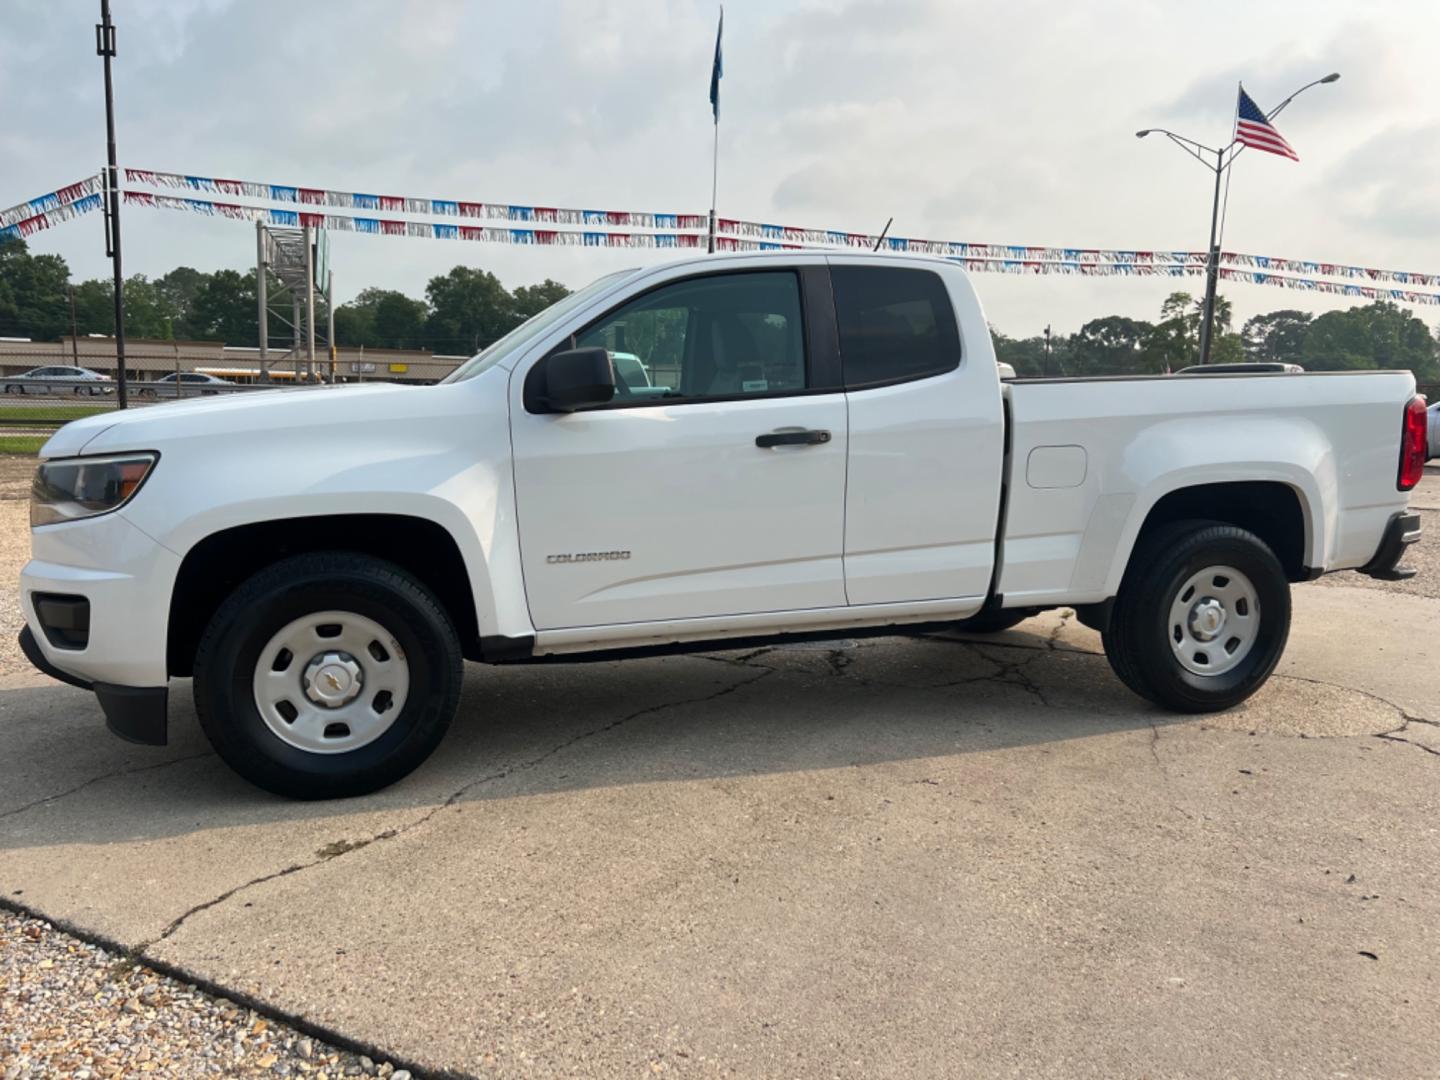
<box><xmin>0</xmin><ymin>457</ymin><xmax>34</xmax><ymax>680</ymax></box>
<box><xmin>0</xmin><ymin>912</ymin><xmax>419</xmax><ymax>1079</ymax></box>
<box><xmin>1309</xmin><ymin>468</ymin><xmax>1440</xmax><ymax>600</ymax></box>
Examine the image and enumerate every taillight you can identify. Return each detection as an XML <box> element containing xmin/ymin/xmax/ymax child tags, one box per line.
<box><xmin>1399</xmin><ymin>395</ymin><xmax>1427</xmax><ymax>491</ymax></box>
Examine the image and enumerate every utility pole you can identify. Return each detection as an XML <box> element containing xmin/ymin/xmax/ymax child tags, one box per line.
<box><xmin>303</xmin><ymin>225</ymin><xmax>316</xmax><ymax>382</ymax></box>
<box><xmin>67</xmin><ymin>286</ymin><xmax>81</xmax><ymax>367</ymax></box>
<box><xmin>96</xmin><ymin>0</ymin><xmax>127</xmax><ymax>406</ymax></box>
<box><xmin>256</xmin><ymin>221</ymin><xmax>269</xmax><ymax>382</ymax></box>
<box><xmin>292</xmin><ymin>293</ymin><xmax>301</xmax><ymax>380</ymax></box>
<box><xmin>1043</xmin><ymin>324</ymin><xmax>1052</xmax><ymax>377</ymax></box>
<box><xmin>326</xmin><ymin>270</ymin><xmax>336</xmax><ymax>384</ymax></box>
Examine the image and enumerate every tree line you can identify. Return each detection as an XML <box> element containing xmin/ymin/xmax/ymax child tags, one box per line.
<box><xmin>0</xmin><ymin>236</ymin><xmax>570</xmax><ymax>356</ymax></box>
<box><xmin>4</xmin><ymin>235</ymin><xmax>1438</xmax><ymax>375</ymax></box>
<box><xmin>993</xmin><ymin>291</ymin><xmax>1440</xmax><ymax>380</ymax></box>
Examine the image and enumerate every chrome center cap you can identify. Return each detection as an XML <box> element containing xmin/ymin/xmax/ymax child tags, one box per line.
<box><xmin>1188</xmin><ymin>598</ymin><xmax>1227</xmax><ymax>642</ymax></box>
<box><xmin>302</xmin><ymin>651</ymin><xmax>364</xmax><ymax>708</ymax></box>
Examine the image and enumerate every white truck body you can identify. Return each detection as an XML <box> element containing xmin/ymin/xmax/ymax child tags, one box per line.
<box><xmin>18</xmin><ymin>252</ymin><xmax>1426</xmax><ymax>796</ymax></box>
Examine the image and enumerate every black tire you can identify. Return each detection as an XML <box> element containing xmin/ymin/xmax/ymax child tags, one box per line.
<box><xmin>193</xmin><ymin>552</ymin><xmax>463</xmax><ymax>799</ymax></box>
<box><xmin>4</xmin><ymin>384</ymin><xmax>20</xmax><ymax>395</ymax></box>
<box><xmin>1102</xmin><ymin>520</ymin><xmax>1291</xmax><ymax>713</ymax></box>
<box><xmin>949</xmin><ymin>608</ymin><xmax>1037</xmax><ymax>634</ymax></box>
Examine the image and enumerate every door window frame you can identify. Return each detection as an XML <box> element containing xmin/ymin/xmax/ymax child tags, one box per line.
<box><xmin>523</xmin><ymin>265</ymin><xmax>842</xmax><ymax>413</ymax></box>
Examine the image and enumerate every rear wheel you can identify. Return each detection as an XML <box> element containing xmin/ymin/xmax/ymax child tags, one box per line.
<box><xmin>1102</xmin><ymin>520</ymin><xmax>1291</xmax><ymax>712</ymax></box>
<box><xmin>193</xmin><ymin>552</ymin><xmax>463</xmax><ymax>799</ymax></box>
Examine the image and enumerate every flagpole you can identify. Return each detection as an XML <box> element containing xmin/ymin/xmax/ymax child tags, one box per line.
<box><xmin>708</xmin><ymin>118</ymin><xmax>718</xmax><ymax>254</ymax></box>
<box><xmin>707</xmin><ymin>5</ymin><xmax>722</xmax><ymax>255</ymax></box>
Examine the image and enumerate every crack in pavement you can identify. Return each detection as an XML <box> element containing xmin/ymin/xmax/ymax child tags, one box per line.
<box><xmin>1377</xmin><ymin>732</ymin><xmax>1440</xmax><ymax>758</ymax></box>
<box><xmin>0</xmin><ymin>751</ymin><xmax>215</xmax><ymax>822</ymax></box>
<box><xmin>138</xmin><ymin>666</ymin><xmax>775</xmax><ymax>953</ymax></box>
<box><xmin>1267</xmin><ymin>672</ymin><xmax>1440</xmax><ymax>763</ymax></box>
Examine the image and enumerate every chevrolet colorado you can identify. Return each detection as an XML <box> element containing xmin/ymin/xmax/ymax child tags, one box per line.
<box><xmin>18</xmin><ymin>252</ymin><xmax>1429</xmax><ymax>798</ymax></box>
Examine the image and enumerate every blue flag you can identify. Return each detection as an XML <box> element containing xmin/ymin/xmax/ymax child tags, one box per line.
<box><xmin>709</xmin><ymin>7</ymin><xmax>723</xmax><ymax>123</ymax></box>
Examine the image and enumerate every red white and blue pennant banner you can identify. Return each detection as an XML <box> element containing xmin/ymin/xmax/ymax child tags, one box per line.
<box><xmin>8</xmin><ymin>168</ymin><xmax>1435</xmax><ymax>305</ymax></box>
<box><xmin>125</xmin><ymin>169</ymin><xmax>707</xmax><ymax>231</ymax></box>
<box><xmin>122</xmin><ymin>191</ymin><xmax>1440</xmax><ymax>305</ymax></box>
<box><xmin>1</xmin><ymin>174</ymin><xmax>106</xmax><ymax>238</ymax></box>
<box><xmin>126</xmin><ymin>168</ymin><xmax>1440</xmax><ymax>290</ymax></box>
<box><xmin>124</xmin><ymin>192</ymin><xmax>709</xmax><ymax>248</ymax></box>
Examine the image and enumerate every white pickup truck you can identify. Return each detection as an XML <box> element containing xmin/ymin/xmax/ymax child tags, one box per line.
<box><xmin>19</xmin><ymin>253</ymin><xmax>1428</xmax><ymax>798</ymax></box>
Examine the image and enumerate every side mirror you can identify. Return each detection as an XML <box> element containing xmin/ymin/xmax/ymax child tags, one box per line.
<box><xmin>531</xmin><ymin>347</ymin><xmax>615</xmax><ymax>412</ymax></box>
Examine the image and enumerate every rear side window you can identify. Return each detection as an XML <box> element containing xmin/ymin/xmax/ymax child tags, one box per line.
<box><xmin>831</xmin><ymin>266</ymin><xmax>961</xmax><ymax>389</ymax></box>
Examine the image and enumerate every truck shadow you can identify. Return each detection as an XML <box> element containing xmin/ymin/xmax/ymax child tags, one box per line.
<box><xmin>0</xmin><ymin>628</ymin><xmax>1192</xmax><ymax>852</ymax></box>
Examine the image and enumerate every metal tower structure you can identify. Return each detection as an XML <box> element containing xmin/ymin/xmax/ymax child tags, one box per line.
<box><xmin>255</xmin><ymin>221</ymin><xmax>335</xmax><ymax>382</ymax></box>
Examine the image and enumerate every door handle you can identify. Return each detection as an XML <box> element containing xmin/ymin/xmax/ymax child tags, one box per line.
<box><xmin>755</xmin><ymin>429</ymin><xmax>832</xmax><ymax>448</ymax></box>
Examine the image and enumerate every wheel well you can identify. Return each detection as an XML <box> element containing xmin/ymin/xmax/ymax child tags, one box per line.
<box><xmin>1135</xmin><ymin>481</ymin><xmax>1309</xmax><ymax>581</ymax></box>
<box><xmin>167</xmin><ymin>514</ymin><xmax>481</xmax><ymax>677</ymax></box>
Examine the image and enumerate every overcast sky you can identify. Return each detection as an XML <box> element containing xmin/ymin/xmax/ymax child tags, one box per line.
<box><xmin>4</xmin><ymin>0</ymin><xmax>1438</xmax><ymax>340</ymax></box>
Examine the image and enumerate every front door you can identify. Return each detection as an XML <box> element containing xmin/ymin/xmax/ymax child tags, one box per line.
<box><xmin>510</xmin><ymin>268</ymin><xmax>848</xmax><ymax>631</ymax></box>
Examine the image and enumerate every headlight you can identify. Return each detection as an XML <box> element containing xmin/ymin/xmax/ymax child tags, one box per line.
<box><xmin>31</xmin><ymin>453</ymin><xmax>157</xmax><ymax>528</ymax></box>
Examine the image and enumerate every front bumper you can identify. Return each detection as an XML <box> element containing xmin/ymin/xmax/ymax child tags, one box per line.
<box><xmin>19</xmin><ymin>626</ymin><xmax>168</xmax><ymax>744</ymax></box>
<box><xmin>18</xmin><ymin>510</ymin><xmax>179</xmax><ymax>745</ymax></box>
<box><xmin>1359</xmin><ymin>511</ymin><xmax>1422</xmax><ymax>581</ymax></box>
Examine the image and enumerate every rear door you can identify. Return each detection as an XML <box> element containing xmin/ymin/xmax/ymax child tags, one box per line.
<box><xmin>510</xmin><ymin>266</ymin><xmax>850</xmax><ymax>630</ymax></box>
<box><xmin>831</xmin><ymin>260</ymin><xmax>1004</xmax><ymax>605</ymax></box>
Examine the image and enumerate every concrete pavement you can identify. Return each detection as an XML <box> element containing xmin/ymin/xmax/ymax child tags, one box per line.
<box><xmin>3</xmin><ymin>482</ymin><xmax>1440</xmax><ymax>1076</ymax></box>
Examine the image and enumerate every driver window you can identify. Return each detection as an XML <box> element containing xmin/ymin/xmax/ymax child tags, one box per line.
<box><xmin>573</xmin><ymin>270</ymin><xmax>806</xmax><ymax>403</ymax></box>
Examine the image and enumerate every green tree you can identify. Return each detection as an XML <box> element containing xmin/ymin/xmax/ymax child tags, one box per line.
<box><xmin>1242</xmin><ymin>309</ymin><xmax>1312</xmax><ymax>363</ymax></box>
<box><xmin>1145</xmin><ymin>291</ymin><xmax>1236</xmax><ymax>369</ymax></box>
<box><xmin>371</xmin><ymin>291</ymin><xmax>428</xmax><ymax>349</ymax></box>
<box><xmin>333</xmin><ymin>287</ymin><xmax>429</xmax><ymax>349</ymax></box>
<box><xmin>512</xmin><ymin>279</ymin><xmax>571</xmax><ymax>320</ymax></box>
<box><xmin>1303</xmin><ymin>301</ymin><xmax>1438</xmax><ymax>377</ymax></box>
<box><xmin>154</xmin><ymin>266</ymin><xmax>208</xmax><ymax>338</ymax></box>
<box><xmin>120</xmin><ymin>275</ymin><xmax>180</xmax><ymax>339</ymax></box>
<box><xmin>990</xmin><ymin>328</ymin><xmax>1070</xmax><ymax>376</ymax></box>
<box><xmin>1068</xmin><ymin>315</ymin><xmax>1154</xmax><ymax>375</ymax></box>
<box><xmin>0</xmin><ymin>236</ymin><xmax>70</xmax><ymax>341</ymax></box>
<box><xmin>70</xmin><ymin>279</ymin><xmax>115</xmax><ymax>337</ymax></box>
<box><xmin>424</xmin><ymin>266</ymin><xmax>517</xmax><ymax>354</ymax></box>
<box><xmin>1210</xmin><ymin>332</ymin><xmax>1245</xmax><ymax>364</ymax></box>
<box><xmin>188</xmin><ymin>269</ymin><xmax>257</xmax><ymax>345</ymax></box>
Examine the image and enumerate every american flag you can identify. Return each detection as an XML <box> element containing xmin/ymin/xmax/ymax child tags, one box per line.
<box><xmin>1235</xmin><ymin>87</ymin><xmax>1298</xmax><ymax>161</ymax></box>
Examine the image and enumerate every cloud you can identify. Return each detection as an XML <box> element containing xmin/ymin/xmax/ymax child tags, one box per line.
<box><xmin>3</xmin><ymin>0</ymin><xmax>1437</xmax><ymax>338</ymax></box>
<box><xmin>1328</xmin><ymin>122</ymin><xmax>1440</xmax><ymax>239</ymax></box>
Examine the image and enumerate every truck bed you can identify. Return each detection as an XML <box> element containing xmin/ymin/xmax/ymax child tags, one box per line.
<box><xmin>998</xmin><ymin>369</ymin><xmax>1417</xmax><ymax>607</ymax></box>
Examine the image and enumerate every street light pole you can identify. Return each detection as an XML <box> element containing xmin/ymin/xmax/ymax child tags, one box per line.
<box><xmin>1137</xmin><ymin>72</ymin><xmax>1338</xmax><ymax>364</ymax></box>
<box><xmin>96</xmin><ymin>0</ymin><xmax>127</xmax><ymax>407</ymax></box>
<box><xmin>1197</xmin><ymin>146</ymin><xmax>1224</xmax><ymax>366</ymax></box>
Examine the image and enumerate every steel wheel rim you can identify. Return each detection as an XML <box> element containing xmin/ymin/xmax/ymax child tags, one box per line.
<box><xmin>1167</xmin><ymin>564</ymin><xmax>1260</xmax><ymax>676</ymax></box>
<box><xmin>252</xmin><ymin>610</ymin><xmax>410</xmax><ymax>754</ymax></box>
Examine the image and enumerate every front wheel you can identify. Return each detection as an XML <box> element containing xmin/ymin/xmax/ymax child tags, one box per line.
<box><xmin>1102</xmin><ymin>521</ymin><xmax>1291</xmax><ymax>713</ymax></box>
<box><xmin>193</xmin><ymin>552</ymin><xmax>463</xmax><ymax>799</ymax></box>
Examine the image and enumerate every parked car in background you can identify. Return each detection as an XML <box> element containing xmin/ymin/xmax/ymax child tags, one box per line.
<box><xmin>138</xmin><ymin>372</ymin><xmax>235</xmax><ymax>400</ymax></box>
<box><xmin>2</xmin><ymin>366</ymin><xmax>115</xmax><ymax>396</ymax></box>
<box><xmin>1175</xmin><ymin>362</ymin><xmax>1305</xmax><ymax>375</ymax></box>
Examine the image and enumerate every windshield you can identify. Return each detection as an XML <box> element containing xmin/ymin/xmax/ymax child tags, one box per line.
<box><xmin>443</xmin><ymin>269</ymin><xmax>636</xmax><ymax>383</ymax></box>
